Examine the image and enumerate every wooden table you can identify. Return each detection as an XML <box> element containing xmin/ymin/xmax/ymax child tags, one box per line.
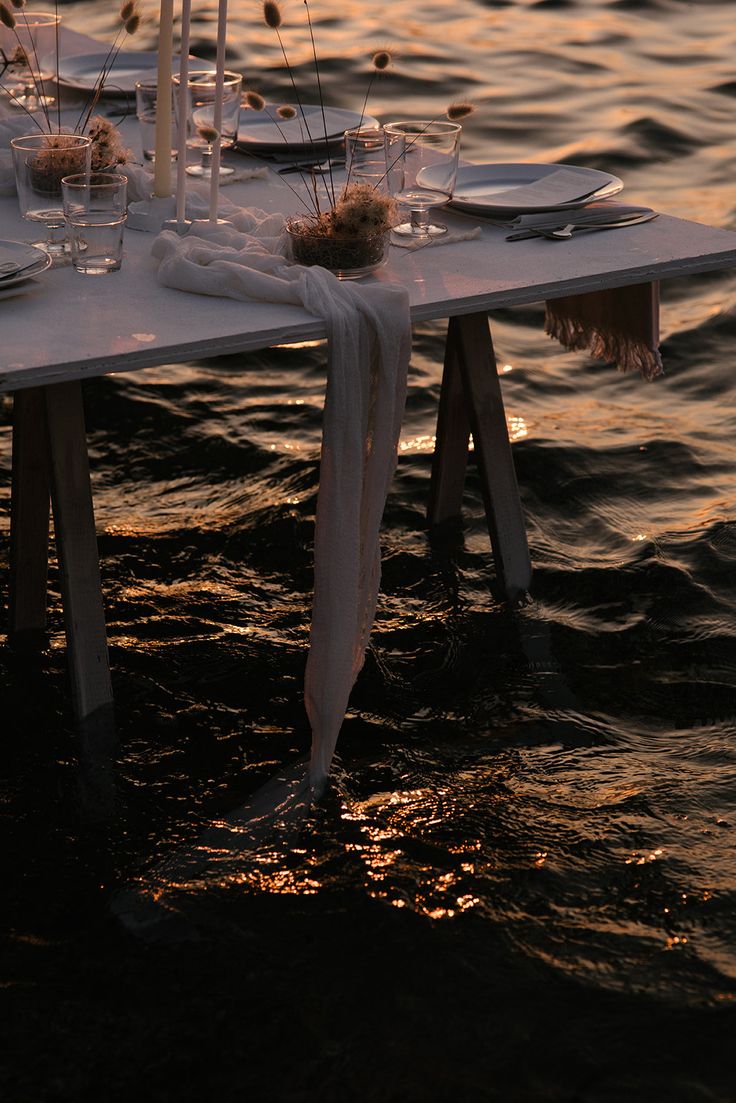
<box><xmin>2</xmin><ymin>157</ymin><xmax>736</xmax><ymax>747</ymax></box>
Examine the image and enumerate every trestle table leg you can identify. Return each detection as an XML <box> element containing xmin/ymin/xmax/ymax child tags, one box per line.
<box><xmin>427</xmin><ymin>318</ymin><xmax>471</xmax><ymax>526</ymax></box>
<box><xmin>44</xmin><ymin>381</ymin><xmax>115</xmax><ymax>763</ymax></box>
<box><xmin>430</xmin><ymin>312</ymin><xmax>532</xmax><ymax>603</ymax></box>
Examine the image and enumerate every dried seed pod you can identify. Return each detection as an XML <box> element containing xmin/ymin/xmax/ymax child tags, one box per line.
<box><xmin>0</xmin><ymin>4</ymin><xmax>17</xmax><ymax>30</ymax></box>
<box><xmin>197</xmin><ymin>125</ymin><xmax>219</xmax><ymax>143</ymax></box>
<box><xmin>372</xmin><ymin>50</ymin><xmax>391</xmax><ymax>71</ymax></box>
<box><xmin>245</xmin><ymin>90</ymin><xmax>266</xmax><ymax>111</ymax></box>
<box><xmin>277</xmin><ymin>104</ymin><xmax>297</xmax><ymax>119</ymax></box>
<box><xmin>446</xmin><ymin>101</ymin><xmax>475</xmax><ymax>121</ymax></box>
<box><xmin>263</xmin><ymin>0</ymin><xmax>282</xmax><ymax>29</ymax></box>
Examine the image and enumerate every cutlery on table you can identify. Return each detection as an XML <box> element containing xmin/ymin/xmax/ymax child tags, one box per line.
<box><xmin>278</xmin><ymin>158</ymin><xmax>346</xmax><ymax>175</ymax></box>
<box><xmin>506</xmin><ymin>211</ymin><xmax>658</xmax><ymax>241</ymax></box>
<box><xmin>0</xmin><ymin>258</ymin><xmax>43</xmax><ymax>280</ymax></box>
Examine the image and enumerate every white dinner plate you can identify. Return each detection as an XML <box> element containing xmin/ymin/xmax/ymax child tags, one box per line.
<box><xmin>0</xmin><ymin>240</ymin><xmax>51</xmax><ymax>289</ymax></box>
<box><xmin>50</xmin><ymin>51</ymin><xmax>208</xmax><ymax>95</ymax></box>
<box><xmin>236</xmin><ymin>104</ymin><xmax>379</xmax><ymax>152</ymax></box>
<box><xmin>435</xmin><ymin>163</ymin><xmax>623</xmax><ymax>215</ymax></box>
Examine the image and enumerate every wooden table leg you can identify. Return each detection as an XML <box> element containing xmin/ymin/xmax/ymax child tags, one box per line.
<box><xmin>44</xmin><ymin>380</ymin><xmax>115</xmax><ymax>753</ymax></box>
<box><xmin>430</xmin><ymin>313</ymin><xmax>532</xmax><ymax>603</ymax></box>
<box><xmin>9</xmin><ymin>388</ymin><xmax>51</xmax><ymax>651</ymax></box>
<box><xmin>427</xmin><ymin>319</ymin><xmax>471</xmax><ymax>527</ymax></box>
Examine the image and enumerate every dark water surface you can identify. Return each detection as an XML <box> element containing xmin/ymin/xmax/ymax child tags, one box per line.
<box><xmin>3</xmin><ymin>0</ymin><xmax>736</xmax><ymax>1099</ymax></box>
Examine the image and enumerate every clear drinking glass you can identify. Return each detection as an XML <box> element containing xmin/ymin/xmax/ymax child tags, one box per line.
<box><xmin>1</xmin><ymin>11</ymin><xmax>61</xmax><ymax>111</ymax></box>
<box><xmin>383</xmin><ymin>120</ymin><xmax>462</xmax><ymax>237</ymax></box>
<box><xmin>62</xmin><ymin>172</ymin><xmax>127</xmax><ymax>275</ymax></box>
<box><xmin>135</xmin><ymin>79</ymin><xmax>178</xmax><ymax>162</ymax></box>
<box><xmin>174</xmin><ymin>69</ymin><xmax>242</xmax><ymax>178</ymax></box>
<box><xmin>344</xmin><ymin>125</ymin><xmax>387</xmax><ymax>191</ymax></box>
<box><xmin>11</xmin><ymin>133</ymin><xmax>92</xmax><ymax>264</ymax></box>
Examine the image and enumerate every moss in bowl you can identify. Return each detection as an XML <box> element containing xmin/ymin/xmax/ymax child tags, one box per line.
<box><xmin>286</xmin><ymin>183</ymin><xmax>397</xmax><ymax>279</ymax></box>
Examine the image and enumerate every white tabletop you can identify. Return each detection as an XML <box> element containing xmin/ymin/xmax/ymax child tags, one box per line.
<box><xmin>2</xmin><ymin>114</ymin><xmax>736</xmax><ymax>392</ymax></box>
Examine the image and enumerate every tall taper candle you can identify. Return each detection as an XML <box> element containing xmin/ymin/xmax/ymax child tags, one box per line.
<box><xmin>209</xmin><ymin>0</ymin><xmax>228</xmax><ymax>223</ymax></box>
<box><xmin>153</xmin><ymin>0</ymin><xmax>175</xmax><ymax>197</ymax></box>
<box><xmin>175</xmin><ymin>0</ymin><xmax>192</xmax><ymax>221</ymax></box>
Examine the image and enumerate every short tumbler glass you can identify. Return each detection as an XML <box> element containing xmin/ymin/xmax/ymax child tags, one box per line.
<box><xmin>62</xmin><ymin>172</ymin><xmax>127</xmax><ymax>275</ymax></box>
<box><xmin>135</xmin><ymin>79</ymin><xmax>178</xmax><ymax>162</ymax></box>
<box><xmin>344</xmin><ymin>125</ymin><xmax>387</xmax><ymax>191</ymax></box>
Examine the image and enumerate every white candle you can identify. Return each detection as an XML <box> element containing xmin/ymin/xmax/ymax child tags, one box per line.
<box><xmin>209</xmin><ymin>0</ymin><xmax>228</xmax><ymax>223</ymax></box>
<box><xmin>153</xmin><ymin>0</ymin><xmax>175</xmax><ymax>197</ymax></box>
<box><xmin>175</xmin><ymin>0</ymin><xmax>192</xmax><ymax>222</ymax></box>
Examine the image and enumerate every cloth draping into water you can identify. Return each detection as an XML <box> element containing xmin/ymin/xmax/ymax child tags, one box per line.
<box><xmin>150</xmin><ymin>204</ymin><xmax>411</xmax><ymax>792</ymax></box>
<box><xmin>545</xmin><ymin>281</ymin><xmax>663</xmax><ymax>380</ymax></box>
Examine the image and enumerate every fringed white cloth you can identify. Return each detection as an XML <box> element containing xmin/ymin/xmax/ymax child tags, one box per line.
<box><xmin>545</xmin><ymin>281</ymin><xmax>663</xmax><ymax>380</ymax></box>
<box><xmin>151</xmin><ymin>211</ymin><xmax>411</xmax><ymax>791</ymax></box>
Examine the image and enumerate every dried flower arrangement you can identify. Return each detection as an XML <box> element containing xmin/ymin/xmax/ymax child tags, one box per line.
<box><xmin>0</xmin><ymin>0</ymin><xmax>136</xmax><ymax>174</ymax></box>
<box><xmin>251</xmin><ymin>0</ymin><xmax>398</xmax><ymax>272</ymax></box>
<box><xmin>253</xmin><ymin>0</ymin><xmax>474</xmax><ymax>273</ymax></box>
<box><xmin>23</xmin><ymin>132</ymin><xmax>90</xmax><ymax>194</ymax></box>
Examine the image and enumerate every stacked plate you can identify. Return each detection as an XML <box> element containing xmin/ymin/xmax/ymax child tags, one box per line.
<box><xmin>0</xmin><ymin>241</ymin><xmax>52</xmax><ymax>294</ymax></box>
<box><xmin>432</xmin><ymin>163</ymin><xmax>624</xmax><ymax>216</ymax></box>
<box><xmin>47</xmin><ymin>51</ymin><xmax>208</xmax><ymax>95</ymax></box>
<box><xmin>235</xmin><ymin>104</ymin><xmax>378</xmax><ymax>158</ymax></box>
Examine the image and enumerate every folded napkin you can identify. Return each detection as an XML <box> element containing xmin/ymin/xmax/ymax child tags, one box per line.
<box><xmin>471</xmin><ymin>167</ymin><xmax>607</xmax><ymax>208</ymax></box>
<box><xmin>391</xmin><ymin>226</ymin><xmax>482</xmax><ymax>251</ymax></box>
<box><xmin>151</xmin><ymin>210</ymin><xmax>412</xmax><ymax>789</ymax></box>
<box><xmin>545</xmin><ymin>281</ymin><xmax>662</xmax><ymax>380</ymax></box>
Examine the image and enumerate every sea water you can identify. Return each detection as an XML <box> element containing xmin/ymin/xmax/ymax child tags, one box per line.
<box><xmin>3</xmin><ymin>1</ymin><xmax>736</xmax><ymax>1099</ymax></box>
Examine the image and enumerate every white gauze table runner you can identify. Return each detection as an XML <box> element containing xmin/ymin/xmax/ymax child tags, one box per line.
<box><xmin>150</xmin><ymin>204</ymin><xmax>411</xmax><ymax>792</ymax></box>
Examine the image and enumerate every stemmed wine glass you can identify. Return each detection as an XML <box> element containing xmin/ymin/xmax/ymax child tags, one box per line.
<box><xmin>11</xmin><ymin>133</ymin><xmax>92</xmax><ymax>265</ymax></box>
<box><xmin>174</xmin><ymin>69</ymin><xmax>243</xmax><ymax>179</ymax></box>
<box><xmin>383</xmin><ymin>120</ymin><xmax>461</xmax><ymax>238</ymax></box>
<box><xmin>1</xmin><ymin>11</ymin><xmax>61</xmax><ymax>112</ymax></box>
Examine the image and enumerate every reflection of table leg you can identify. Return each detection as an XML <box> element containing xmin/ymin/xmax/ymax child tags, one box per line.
<box><xmin>9</xmin><ymin>388</ymin><xmax>51</xmax><ymax>651</ymax></box>
<box><xmin>7</xmin><ymin>382</ymin><xmax>115</xmax><ymax>812</ymax></box>
<box><xmin>429</xmin><ymin>312</ymin><xmax>532</xmax><ymax>603</ymax></box>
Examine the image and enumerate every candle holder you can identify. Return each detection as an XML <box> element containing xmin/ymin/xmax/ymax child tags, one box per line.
<box><xmin>126</xmin><ymin>194</ymin><xmax>177</xmax><ymax>232</ymax></box>
<box><xmin>188</xmin><ymin>217</ymin><xmax>233</xmax><ymax>231</ymax></box>
<box><xmin>161</xmin><ymin>217</ymin><xmax>193</xmax><ymax>235</ymax></box>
